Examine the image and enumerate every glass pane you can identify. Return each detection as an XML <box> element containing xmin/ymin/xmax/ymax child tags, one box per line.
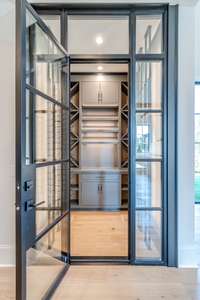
<box><xmin>136</xmin><ymin>113</ymin><xmax>162</xmax><ymax>159</ymax></box>
<box><xmin>27</xmin><ymin>216</ymin><xmax>69</xmax><ymax>300</ymax></box>
<box><xmin>195</xmin><ymin>172</ymin><xmax>200</xmax><ymax>204</ymax></box>
<box><xmin>136</xmin><ymin>210</ymin><xmax>161</xmax><ymax>260</ymax></box>
<box><xmin>41</xmin><ymin>15</ymin><xmax>61</xmax><ymax>42</ymax></box>
<box><xmin>36</xmin><ymin>163</ymin><xmax>68</xmax><ymax>235</ymax></box>
<box><xmin>136</xmin><ymin>61</ymin><xmax>162</xmax><ymax>109</ymax></box>
<box><xmin>136</xmin><ymin>15</ymin><xmax>162</xmax><ymax>54</ymax></box>
<box><xmin>35</xmin><ymin>95</ymin><xmax>62</xmax><ymax>163</ymax></box>
<box><xmin>68</xmin><ymin>15</ymin><xmax>129</xmax><ymax>54</ymax></box>
<box><xmin>195</xmin><ymin>84</ymin><xmax>200</xmax><ymax>113</ymax></box>
<box><xmin>136</xmin><ymin>162</ymin><xmax>161</xmax><ymax>208</ymax></box>
<box><xmin>195</xmin><ymin>143</ymin><xmax>200</xmax><ymax>174</ymax></box>
<box><xmin>26</xmin><ymin>10</ymin><xmax>65</xmax><ymax>102</ymax></box>
<box><xmin>195</xmin><ymin>115</ymin><xmax>200</xmax><ymax>142</ymax></box>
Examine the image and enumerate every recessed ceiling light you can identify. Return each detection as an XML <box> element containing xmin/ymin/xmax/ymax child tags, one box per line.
<box><xmin>97</xmin><ymin>74</ymin><xmax>103</xmax><ymax>81</ymax></box>
<box><xmin>97</xmin><ymin>65</ymin><xmax>103</xmax><ymax>71</ymax></box>
<box><xmin>95</xmin><ymin>36</ymin><xmax>103</xmax><ymax>45</ymax></box>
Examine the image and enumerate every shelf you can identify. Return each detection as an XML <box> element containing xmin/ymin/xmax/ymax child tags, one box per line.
<box><xmin>81</xmin><ymin>139</ymin><xmax>119</xmax><ymax>144</ymax></box>
<box><xmin>82</xmin><ymin>127</ymin><xmax>119</xmax><ymax>133</ymax></box>
<box><xmin>71</xmin><ymin>168</ymin><xmax>121</xmax><ymax>174</ymax></box>
<box><xmin>82</xmin><ymin>116</ymin><xmax>119</xmax><ymax>121</ymax></box>
<box><xmin>70</xmin><ymin>199</ymin><xmax>79</xmax><ymax>207</ymax></box>
<box><xmin>122</xmin><ymin>185</ymin><xmax>128</xmax><ymax>191</ymax></box>
<box><xmin>71</xmin><ymin>168</ymin><xmax>127</xmax><ymax>174</ymax></box>
<box><xmin>82</xmin><ymin>104</ymin><xmax>119</xmax><ymax>108</ymax></box>
<box><xmin>71</xmin><ymin>184</ymin><xmax>79</xmax><ymax>191</ymax></box>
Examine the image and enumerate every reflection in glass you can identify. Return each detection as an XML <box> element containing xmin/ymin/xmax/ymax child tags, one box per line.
<box><xmin>27</xmin><ymin>217</ymin><xmax>69</xmax><ymax>300</ymax></box>
<box><xmin>195</xmin><ymin>115</ymin><xmax>200</xmax><ymax>143</ymax></box>
<box><xmin>136</xmin><ymin>61</ymin><xmax>162</xmax><ymax>109</ymax></box>
<box><xmin>26</xmin><ymin>10</ymin><xmax>65</xmax><ymax>102</ymax></box>
<box><xmin>136</xmin><ymin>162</ymin><xmax>161</xmax><ymax>208</ymax></box>
<box><xmin>136</xmin><ymin>113</ymin><xmax>162</xmax><ymax>159</ymax></box>
<box><xmin>41</xmin><ymin>15</ymin><xmax>61</xmax><ymax>42</ymax></box>
<box><xmin>35</xmin><ymin>95</ymin><xmax>62</xmax><ymax>163</ymax></box>
<box><xmin>136</xmin><ymin>211</ymin><xmax>161</xmax><ymax>259</ymax></box>
<box><xmin>136</xmin><ymin>15</ymin><xmax>162</xmax><ymax>54</ymax></box>
<box><xmin>195</xmin><ymin>84</ymin><xmax>200</xmax><ymax>114</ymax></box>
<box><xmin>68</xmin><ymin>15</ymin><xmax>129</xmax><ymax>54</ymax></box>
<box><xmin>36</xmin><ymin>164</ymin><xmax>67</xmax><ymax>234</ymax></box>
<box><xmin>195</xmin><ymin>144</ymin><xmax>200</xmax><ymax>174</ymax></box>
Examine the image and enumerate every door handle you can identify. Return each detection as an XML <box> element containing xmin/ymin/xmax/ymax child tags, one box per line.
<box><xmin>29</xmin><ymin>201</ymin><xmax>45</xmax><ymax>208</ymax></box>
<box><xmin>24</xmin><ymin>200</ymin><xmax>44</xmax><ymax>212</ymax></box>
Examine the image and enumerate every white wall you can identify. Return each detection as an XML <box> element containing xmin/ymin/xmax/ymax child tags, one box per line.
<box><xmin>195</xmin><ymin>1</ymin><xmax>200</xmax><ymax>82</ymax></box>
<box><xmin>0</xmin><ymin>0</ymin><xmax>15</xmax><ymax>266</ymax></box>
<box><xmin>178</xmin><ymin>6</ymin><xmax>196</xmax><ymax>267</ymax></box>
<box><xmin>0</xmin><ymin>0</ymin><xmax>198</xmax><ymax>268</ymax></box>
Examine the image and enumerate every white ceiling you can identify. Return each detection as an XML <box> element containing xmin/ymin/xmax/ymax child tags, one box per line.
<box><xmin>30</xmin><ymin>0</ymin><xmax>199</xmax><ymax>6</ymax></box>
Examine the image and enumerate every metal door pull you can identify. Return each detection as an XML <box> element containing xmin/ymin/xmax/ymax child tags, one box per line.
<box><xmin>29</xmin><ymin>201</ymin><xmax>45</xmax><ymax>208</ymax></box>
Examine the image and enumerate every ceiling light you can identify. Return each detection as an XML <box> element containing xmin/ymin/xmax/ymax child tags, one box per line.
<box><xmin>97</xmin><ymin>65</ymin><xmax>103</xmax><ymax>71</ymax></box>
<box><xmin>97</xmin><ymin>74</ymin><xmax>103</xmax><ymax>81</ymax></box>
<box><xmin>95</xmin><ymin>36</ymin><xmax>103</xmax><ymax>45</ymax></box>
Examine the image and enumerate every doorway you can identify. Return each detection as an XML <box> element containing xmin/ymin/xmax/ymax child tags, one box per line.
<box><xmin>69</xmin><ymin>62</ymin><xmax>129</xmax><ymax>260</ymax></box>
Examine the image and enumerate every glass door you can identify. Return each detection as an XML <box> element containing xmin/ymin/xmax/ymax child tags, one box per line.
<box><xmin>134</xmin><ymin>13</ymin><xmax>166</xmax><ymax>263</ymax></box>
<box><xmin>16</xmin><ymin>2</ymin><xmax>70</xmax><ymax>299</ymax></box>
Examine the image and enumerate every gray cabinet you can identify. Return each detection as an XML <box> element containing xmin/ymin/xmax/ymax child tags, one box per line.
<box><xmin>100</xmin><ymin>81</ymin><xmax>119</xmax><ymax>105</ymax></box>
<box><xmin>80</xmin><ymin>173</ymin><xmax>120</xmax><ymax>208</ymax></box>
<box><xmin>81</xmin><ymin>81</ymin><xmax>99</xmax><ymax>106</ymax></box>
<box><xmin>81</xmin><ymin>81</ymin><xmax>119</xmax><ymax>106</ymax></box>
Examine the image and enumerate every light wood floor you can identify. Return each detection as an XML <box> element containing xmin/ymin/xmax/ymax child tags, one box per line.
<box><xmin>53</xmin><ymin>265</ymin><xmax>200</xmax><ymax>300</ymax></box>
<box><xmin>1</xmin><ymin>266</ymin><xmax>200</xmax><ymax>300</ymax></box>
<box><xmin>70</xmin><ymin>211</ymin><xmax>128</xmax><ymax>257</ymax></box>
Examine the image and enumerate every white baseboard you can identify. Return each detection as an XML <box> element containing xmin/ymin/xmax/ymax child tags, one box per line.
<box><xmin>0</xmin><ymin>244</ymin><xmax>15</xmax><ymax>266</ymax></box>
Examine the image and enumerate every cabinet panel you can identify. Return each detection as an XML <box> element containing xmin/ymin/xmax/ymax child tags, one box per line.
<box><xmin>81</xmin><ymin>143</ymin><xmax>119</xmax><ymax>168</ymax></box>
<box><xmin>80</xmin><ymin>174</ymin><xmax>120</xmax><ymax>208</ymax></box>
<box><xmin>81</xmin><ymin>81</ymin><xmax>99</xmax><ymax>106</ymax></box>
<box><xmin>80</xmin><ymin>179</ymin><xmax>100</xmax><ymax>207</ymax></box>
<box><xmin>101</xmin><ymin>181</ymin><xmax>120</xmax><ymax>207</ymax></box>
<box><xmin>81</xmin><ymin>81</ymin><xmax>119</xmax><ymax>106</ymax></box>
<box><xmin>101</xmin><ymin>81</ymin><xmax>119</xmax><ymax>105</ymax></box>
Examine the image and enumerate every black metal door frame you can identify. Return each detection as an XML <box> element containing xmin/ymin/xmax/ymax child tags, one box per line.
<box><xmin>16</xmin><ymin>1</ymin><xmax>71</xmax><ymax>299</ymax></box>
<box><xmin>16</xmin><ymin>4</ymin><xmax>178</xmax><ymax>298</ymax></box>
<box><xmin>33</xmin><ymin>4</ymin><xmax>175</xmax><ymax>266</ymax></box>
<box><xmin>33</xmin><ymin>3</ymin><xmax>178</xmax><ymax>267</ymax></box>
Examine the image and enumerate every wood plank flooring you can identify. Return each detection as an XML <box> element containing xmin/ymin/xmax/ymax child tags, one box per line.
<box><xmin>1</xmin><ymin>266</ymin><xmax>200</xmax><ymax>299</ymax></box>
<box><xmin>53</xmin><ymin>265</ymin><xmax>200</xmax><ymax>300</ymax></box>
<box><xmin>70</xmin><ymin>211</ymin><xmax>128</xmax><ymax>257</ymax></box>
